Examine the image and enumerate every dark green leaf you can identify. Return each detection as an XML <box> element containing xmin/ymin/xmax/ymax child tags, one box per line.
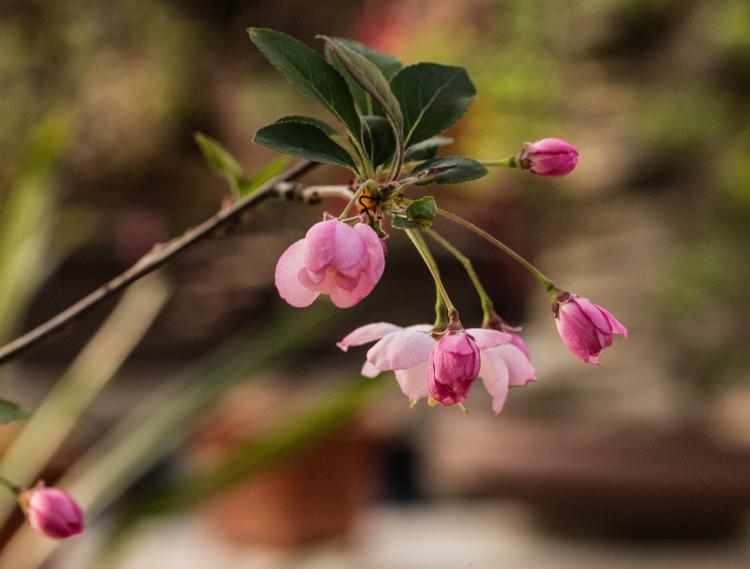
<box><xmin>274</xmin><ymin>115</ymin><xmax>337</xmax><ymax>135</ymax></box>
<box><xmin>390</xmin><ymin>63</ymin><xmax>476</xmax><ymax>146</ymax></box>
<box><xmin>0</xmin><ymin>399</ymin><xmax>30</xmax><ymax>425</ymax></box>
<box><xmin>391</xmin><ymin>214</ymin><xmax>419</xmax><ymax>229</ymax></box>
<box><xmin>361</xmin><ymin>115</ymin><xmax>395</xmax><ymax>168</ymax></box>
<box><xmin>254</xmin><ymin>120</ymin><xmax>356</xmax><ymax>169</ymax></box>
<box><xmin>323</xmin><ymin>38</ymin><xmax>402</xmax><ymax>114</ymax></box>
<box><xmin>404</xmin><ymin>136</ymin><xmax>454</xmax><ymax>162</ymax></box>
<box><xmin>320</xmin><ymin>37</ymin><xmax>403</xmax><ymax>131</ymax></box>
<box><xmin>410</xmin><ymin>156</ymin><xmax>488</xmax><ymax>185</ymax></box>
<box><xmin>248</xmin><ymin>28</ymin><xmax>360</xmax><ymax>137</ymax></box>
<box><xmin>405</xmin><ymin>196</ymin><xmax>437</xmax><ymax>227</ymax></box>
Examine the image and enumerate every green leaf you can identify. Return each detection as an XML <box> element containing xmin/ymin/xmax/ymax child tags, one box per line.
<box><xmin>239</xmin><ymin>157</ymin><xmax>289</xmax><ymax>197</ymax></box>
<box><xmin>390</xmin><ymin>63</ymin><xmax>476</xmax><ymax>146</ymax></box>
<box><xmin>391</xmin><ymin>214</ymin><xmax>419</xmax><ymax>229</ymax></box>
<box><xmin>323</xmin><ymin>38</ymin><xmax>402</xmax><ymax>114</ymax></box>
<box><xmin>253</xmin><ymin>120</ymin><xmax>356</xmax><ymax>169</ymax></box>
<box><xmin>248</xmin><ymin>28</ymin><xmax>360</xmax><ymax>137</ymax></box>
<box><xmin>405</xmin><ymin>196</ymin><xmax>437</xmax><ymax>227</ymax></box>
<box><xmin>274</xmin><ymin>115</ymin><xmax>337</xmax><ymax>135</ymax></box>
<box><xmin>404</xmin><ymin>136</ymin><xmax>454</xmax><ymax>162</ymax></box>
<box><xmin>410</xmin><ymin>156</ymin><xmax>488</xmax><ymax>185</ymax></box>
<box><xmin>195</xmin><ymin>132</ymin><xmax>246</xmax><ymax>191</ymax></box>
<box><xmin>361</xmin><ymin>115</ymin><xmax>395</xmax><ymax>168</ymax></box>
<box><xmin>0</xmin><ymin>399</ymin><xmax>30</xmax><ymax>425</ymax></box>
<box><xmin>319</xmin><ymin>37</ymin><xmax>403</xmax><ymax>131</ymax></box>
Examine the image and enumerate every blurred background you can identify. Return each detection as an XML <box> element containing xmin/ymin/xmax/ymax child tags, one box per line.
<box><xmin>1</xmin><ymin>0</ymin><xmax>750</xmax><ymax>567</ymax></box>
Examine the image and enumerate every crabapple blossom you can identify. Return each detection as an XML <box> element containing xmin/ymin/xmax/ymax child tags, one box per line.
<box><xmin>519</xmin><ymin>138</ymin><xmax>579</xmax><ymax>177</ymax></box>
<box><xmin>20</xmin><ymin>483</ymin><xmax>84</xmax><ymax>540</ymax></box>
<box><xmin>338</xmin><ymin>323</ymin><xmax>534</xmax><ymax>412</ymax></box>
<box><xmin>554</xmin><ymin>292</ymin><xmax>628</xmax><ymax>366</ymax></box>
<box><xmin>427</xmin><ymin>331</ymin><xmax>481</xmax><ymax>406</ymax></box>
<box><xmin>275</xmin><ymin>219</ymin><xmax>385</xmax><ymax>308</ymax></box>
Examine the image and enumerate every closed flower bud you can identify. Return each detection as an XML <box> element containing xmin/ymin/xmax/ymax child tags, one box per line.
<box><xmin>519</xmin><ymin>138</ymin><xmax>579</xmax><ymax>177</ymax></box>
<box><xmin>427</xmin><ymin>331</ymin><xmax>481</xmax><ymax>406</ymax></box>
<box><xmin>554</xmin><ymin>293</ymin><xmax>628</xmax><ymax>366</ymax></box>
<box><xmin>20</xmin><ymin>483</ymin><xmax>85</xmax><ymax>540</ymax></box>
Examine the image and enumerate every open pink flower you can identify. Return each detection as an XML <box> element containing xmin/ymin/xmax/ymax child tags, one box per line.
<box><xmin>338</xmin><ymin>323</ymin><xmax>533</xmax><ymax>413</ymax></box>
<box><xmin>20</xmin><ymin>483</ymin><xmax>84</xmax><ymax>540</ymax></box>
<box><xmin>275</xmin><ymin>219</ymin><xmax>385</xmax><ymax>308</ymax></box>
<box><xmin>519</xmin><ymin>138</ymin><xmax>579</xmax><ymax>177</ymax></box>
<box><xmin>554</xmin><ymin>293</ymin><xmax>628</xmax><ymax>366</ymax></box>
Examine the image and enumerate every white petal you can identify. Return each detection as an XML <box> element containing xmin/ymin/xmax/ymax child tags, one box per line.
<box><xmin>394</xmin><ymin>362</ymin><xmax>430</xmax><ymax>402</ymax></box>
<box><xmin>366</xmin><ymin>328</ymin><xmax>435</xmax><ymax>371</ymax></box>
<box><xmin>479</xmin><ymin>349</ymin><xmax>510</xmax><ymax>414</ymax></box>
<box><xmin>336</xmin><ymin>322</ymin><xmax>403</xmax><ymax>351</ymax></box>
<box><xmin>466</xmin><ymin>328</ymin><xmax>512</xmax><ymax>350</ymax></box>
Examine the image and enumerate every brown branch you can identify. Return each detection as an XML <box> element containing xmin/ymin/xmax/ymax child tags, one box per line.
<box><xmin>0</xmin><ymin>161</ymin><xmax>320</xmax><ymax>365</ymax></box>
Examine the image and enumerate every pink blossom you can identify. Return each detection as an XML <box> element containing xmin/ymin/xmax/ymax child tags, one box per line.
<box><xmin>337</xmin><ymin>323</ymin><xmax>533</xmax><ymax>412</ymax></box>
<box><xmin>275</xmin><ymin>219</ymin><xmax>385</xmax><ymax>308</ymax></box>
<box><xmin>20</xmin><ymin>483</ymin><xmax>84</xmax><ymax>540</ymax></box>
<box><xmin>554</xmin><ymin>293</ymin><xmax>628</xmax><ymax>366</ymax></box>
<box><xmin>519</xmin><ymin>138</ymin><xmax>579</xmax><ymax>177</ymax></box>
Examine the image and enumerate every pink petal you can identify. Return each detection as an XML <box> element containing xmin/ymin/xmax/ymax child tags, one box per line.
<box><xmin>485</xmin><ymin>344</ymin><xmax>536</xmax><ymax>388</ymax></box>
<box><xmin>274</xmin><ymin>240</ymin><xmax>319</xmax><ymax>307</ymax></box>
<box><xmin>479</xmin><ymin>349</ymin><xmax>510</xmax><ymax>414</ymax></box>
<box><xmin>366</xmin><ymin>328</ymin><xmax>435</xmax><ymax>372</ymax></box>
<box><xmin>394</xmin><ymin>362</ymin><xmax>430</xmax><ymax>402</ymax></box>
<box><xmin>337</xmin><ymin>322</ymin><xmax>403</xmax><ymax>352</ymax></box>
<box><xmin>466</xmin><ymin>328</ymin><xmax>512</xmax><ymax>350</ymax></box>
<box><xmin>362</xmin><ymin>361</ymin><xmax>381</xmax><ymax>378</ymax></box>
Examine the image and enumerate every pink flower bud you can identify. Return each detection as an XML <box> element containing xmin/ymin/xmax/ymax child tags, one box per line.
<box><xmin>519</xmin><ymin>138</ymin><xmax>579</xmax><ymax>177</ymax></box>
<box><xmin>554</xmin><ymin>293</ymin><xmax>628</xmax><ymax>366</ymax></box>
<box><xmin>427</xmin><ymin>331</ymin><xmax>481</xmax><ymax>406</ymax></box>
<box><xmin>275</xmin><ymin>219</ymin><xmax>385</xmax><ymax>308</ymax></box>
<box><xmin>20</xmin><ymin>483</ymin><xmax>85</xmax><ymax>540</ymax></box>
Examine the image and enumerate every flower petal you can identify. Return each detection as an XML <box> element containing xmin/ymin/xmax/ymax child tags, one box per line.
<box><xmin>466</xmin><ymin>328</ymin><xmax>512</xmax><ymax>350</ymax></box>
<box><xmin>274</xmin><ymin>240</ymin><xmax>319</xmax><ymax>307</ymax></box>
<box><xmin>366</xmin><ymin>328</ymin><xmax>435</xmax><ymax>371</ymax></box>
<box><xmin>394</xmin><ymin>362</ymin><xmax>430</xmax><ymax>402</ymax></box>
<box><xmin>337</xmin><ymin>322</ymin><xmax>403</xmax><ymax>352</ymax></box>
<box><xmin>484</xmin><ymin>344</ymin><xmax>536</xmax><ymax>388</ymax></box>
<box><xmin>479</xmin><ymin>349</ymin><xmax>510</xmax><ymax>414</ymax></box>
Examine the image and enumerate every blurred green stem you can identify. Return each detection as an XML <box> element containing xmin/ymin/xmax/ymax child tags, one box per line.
<box><xmin>424</xmin><ymin>228</ymin><xmax>495</xmax><ymax>327</ymax></box>
<box><xmin>0</xmin><ymin>272</ymin><xmax>170</xmax><ymax>526</ymax></box>
<box><xmin>436</xmin><ymin>207</ymin><xmax>555</xmax><ymax>293</ymax></box>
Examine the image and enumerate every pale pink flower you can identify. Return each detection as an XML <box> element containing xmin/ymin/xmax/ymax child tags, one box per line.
<box><xmin>275</xmin><ymin>219</ymin><xmax>385</xmax><ymax>308</ymax></box>
<box><xmin>519</xmin><ymin>138</ymin><xmax>579</xmax><ymax>177</ymax></box>
<box><xmin>20</xmin><ymin>483</ymin><xmax>84</xmax><ymax>540</ymax></box>
<box><xmin>554</xmin><ymin>293</ymin><xmax>628</xmax><ymax>366</ymax></box>
<box><xmin>337</xmin><ymin>323</ymin><xmax>532</xmax><ymax>413</ymax></box>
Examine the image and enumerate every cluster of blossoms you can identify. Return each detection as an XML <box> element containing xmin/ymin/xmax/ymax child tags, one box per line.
<box><xmin>250</xmin><ymin>29</ymin><xmax>627</xmax><ymax>413</ymax></box>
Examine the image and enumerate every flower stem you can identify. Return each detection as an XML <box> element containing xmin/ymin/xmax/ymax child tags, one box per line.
<box><xmin>405</xmin><ymin>229</ymin><xmax>459</xmax><ymax>325</ymax></box>
<box><xmin>481</xmin><ymin>155</ymin><xmax>519</xmax><ymax>168</ymax></box>
<box><xmin>0</xmin><ymin>475</ymin><xmax>21</xmax><ymax>496</ymax></box>
<box><xmin>436</xmin><ymin>207</ymin><xmax>556</xmax><ymax>293</ymax></box>
<box><xmin>424</xmin><ymin>228</ymin><xmax>495</xmax><ymax>328</ymax></box>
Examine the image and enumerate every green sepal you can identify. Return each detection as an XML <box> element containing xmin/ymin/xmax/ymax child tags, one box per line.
<box><xmin>405</xmin><ymin>196</ymin><xmax>437</xmax><ymax>227</ymax></box>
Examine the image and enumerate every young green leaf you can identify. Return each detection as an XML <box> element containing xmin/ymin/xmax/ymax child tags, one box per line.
<box><xmin>361</xmin><ymin>115</ymin><xmax>395</xmax><ymax>168</ymax></box>
<box><xmin>405</xmin><ymin>196</ymin><xmax>437</xmax><ymax>227</ymax></box>
<box><xmin>390</xmin><ymin>63</ymin><xmax>476</xmax><ymax>146</ymax></box>
<box><xmin>0</xmin><ymin>399</ymin><xmax>30</xmax><ymax>425</ymax></box>
<box><xmin>404</xmin><ymin>136</ymin><xmax>454</xmax><ymax>162</ymax></box>
<box><xmin>254</xmin><ymin>120</ymin><xmax>357</xmax><ymax>169</ymax></box>
<box><xmin>410</xmin><ymin>156</ymin><xmax>488</xmax><ymax>185</ymax></box>
<box><xmin>248</xmin><ymin>28</ymin><xmax>360</xmax><ymax>137</ymax></box>
<box><xmin>195</xmin><ymin>132</ymin><xmax>246</xmax><ymax>189</ymax></box>
<box><xmin>323</xmin><ymin>38</ymin><xmax>402</xmax><ymax>114</ymax></box>
<box><xmin>239</xmin><ymin>157</ymin><xmax>289</xmax><ymax>197</ymax></box>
